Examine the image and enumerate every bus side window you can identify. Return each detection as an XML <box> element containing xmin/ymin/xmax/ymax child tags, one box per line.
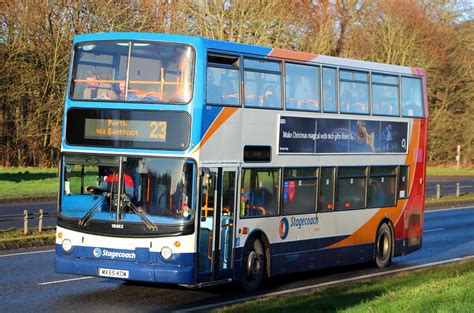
<box><xmin>335</xmin><ymin>167</ymin><xmax>367</xmax><ymax>210</ymax></box>
<box><xmin>241</xmin><ymin>168</ymin><xmax>280</xmax><ymax>217</ymax></box>
<box><xmin>367</xmin><ymin>166</ymin><xmax>397</xmax><ymax>208</ymax></box>
<box><xmin>207</xmin><ymin>54</ymin><xmax>240</xmax><ymax>106</ymax></box>
<box><xmin>401</xmin><ymin>77</ymin><xmax>423</xmax><ymax>117</ymax></box>
<box><xmin>319</xmin><ymin>167</ymin><xmax>335</xmax><ymax>211</ymax></box>
<box><xmin>244</xmin><ymin>58</ymin><xmax>282</xmax><ymax>109</ymax></box>
<box><xmin>398</xmin><ymin>165</ymin><xmax>410</xmax><ymax>199</ymax></box>
<box><xmin>322</xmin><ymin>67</ymin><xmax>337</xmax><ymax>113</ymax></box>
<box><xmin>372</xmin><ymin>74</ymin><xmax>399</xmax><ymax>117</ymax></box>
<box><xmin>285</xmin><ymin>63</ymin><xmax>320</xmax><ymax>112</ymax></box>
<box><xmin>339</xmin><ymin>70</ymin><xmax>369</xmax><ymax>115</ymax></box>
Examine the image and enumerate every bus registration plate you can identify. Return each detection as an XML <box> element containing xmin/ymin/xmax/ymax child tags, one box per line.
<box><xmin>98</xmin><ymin>268</ymin><xmax>129</xmax><ymax>279</ymax></box>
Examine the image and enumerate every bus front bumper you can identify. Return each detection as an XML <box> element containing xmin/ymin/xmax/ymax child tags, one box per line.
<box><xmin>55</xmin><ymin>255</ymin><xmax>195</xmax><ymax>285</ymax></box>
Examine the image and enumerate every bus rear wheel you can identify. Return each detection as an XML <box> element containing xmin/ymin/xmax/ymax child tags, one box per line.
<box><xmin>375</xmin><ymin>223</ymin><xmax>393</xmax><ymax>269</ymax></box>
<box><xmin>241</xmin><ymin>237</ymin><xmax>265</xmax><ymax>292</ymax></box>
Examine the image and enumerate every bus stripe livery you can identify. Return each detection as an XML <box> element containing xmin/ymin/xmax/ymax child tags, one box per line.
<box><xmin>56</xmin><ymin>32</ymin><xmax>427</xmax><ymax>291</ymax></box>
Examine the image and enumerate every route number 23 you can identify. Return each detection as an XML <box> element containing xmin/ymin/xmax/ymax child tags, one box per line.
<box><xmin>149</xmin><ymin>121</ymin><xmax>167</xmax><ymax>141</ymax></box>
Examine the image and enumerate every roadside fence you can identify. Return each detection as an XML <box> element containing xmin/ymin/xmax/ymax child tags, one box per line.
<box><xmin>426</xmin><ymin>183</ymin><xmax>474</xmax><ymax>199</ymax></box>
<box><xmin>0</xmin><ymin>209</ymin><xmax>57</xmax><ymax>235</ymax></box>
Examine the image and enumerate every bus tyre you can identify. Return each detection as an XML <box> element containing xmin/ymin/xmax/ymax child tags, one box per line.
<box><xmin>375</xmin><ymin>223</ymin><xmax>393</xmax><ymax>269</ymax></box>
<box><xmin>241</xmin><ymin>237</ymin><xmax>265</xmax><ymax>292</ymax></box>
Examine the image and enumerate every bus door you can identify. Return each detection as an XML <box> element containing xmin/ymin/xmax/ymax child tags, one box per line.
<box><xmin>197</xmin><ymin>167</ymin><xmax>238</xmax><ymax>282</ymax></box>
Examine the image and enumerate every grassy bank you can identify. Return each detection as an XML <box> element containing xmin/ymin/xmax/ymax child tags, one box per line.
<box><xmin>0</xmin><ymin>167</ymin><xmax>58</xmax><ymax>202</ymax></box>
<box><xmin>218</xmin><ymin>259</ymin><xmax>474</xmax><ymax>312</ymax></box>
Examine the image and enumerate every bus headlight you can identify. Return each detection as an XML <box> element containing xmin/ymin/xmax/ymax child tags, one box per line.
<box><xmin>160</xmin><ymin>246</ymin><xmax>173</xmax><ymax>260</ymax></box>
<box><xmin>62</xmin><ymin>239</ymin><xmax>73</xmax><ymax>253</ymax></box>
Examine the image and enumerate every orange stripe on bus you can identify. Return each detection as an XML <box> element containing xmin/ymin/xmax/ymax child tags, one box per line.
<box><xmin>327</xmin><ymin>121</ymin><xmax>421</xmax><ymax>248</ymax></box>
<box><xmin>268</xmin><ymin>49</ymin><xmax>317</xmax><ymax>62</ymax></box>
<box><xmin>192</xmin><ymin>107</ymin><xmax>239</xmax><ymax>153</ymax></box>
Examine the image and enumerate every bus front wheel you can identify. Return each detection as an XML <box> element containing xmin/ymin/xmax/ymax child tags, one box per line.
<box><xmin>241</xmin><ymin>236</ymin><xmax>265</xmax><ymax>292</ymax></box>
<box><xmin>375</xmin><ymin>223</ymin><xmax>393</xmax><ymax>269</ymax></box>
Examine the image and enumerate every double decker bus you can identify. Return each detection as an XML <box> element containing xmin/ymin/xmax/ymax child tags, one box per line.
<box><xmin>56</xmin><ymin>32</ymin><xmax>427</xmax><ymax>291</ymax></box>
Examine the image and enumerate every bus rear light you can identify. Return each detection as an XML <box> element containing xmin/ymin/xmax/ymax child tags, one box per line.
<box><xmin>345</xmin><ymin>201</ymin><xmax>351</xmax><ymax>208</ymax></box>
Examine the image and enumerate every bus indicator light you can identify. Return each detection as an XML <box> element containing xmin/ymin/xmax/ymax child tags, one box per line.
<box><xmin>174</xmin><ymin>241</ymin><xmax>181</xmax><ymax>248</ymax></box>
<box><xmin>345</xmin><ymin>201</ymin><xmax>351</xmax><ymax>208</ymax></box>
<box><xmin>241</xmin><ymin>227</ymin><xmax>248</xmax><ymax>234</ymax></box>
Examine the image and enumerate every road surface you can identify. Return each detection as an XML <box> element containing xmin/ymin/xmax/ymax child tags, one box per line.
<box><xmin>0</xmin><ymin>206</ymin><xmax>473</xmax><ymax>312</ymax></box>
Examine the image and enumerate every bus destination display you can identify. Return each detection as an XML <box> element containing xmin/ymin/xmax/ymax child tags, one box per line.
<box><xmin>84</xmin><ymin>119</ymin><xmax>167</xmax><ymax>143</ymax></box>
<box><xmin>66</xmin><ymin>108</ymin><xmax>190</xmax><ymax>150</ymax></box>
<box><xmin>279</xmin><ymin>116</ymin><xmax>408</xmax><ymax>154</ymax></box>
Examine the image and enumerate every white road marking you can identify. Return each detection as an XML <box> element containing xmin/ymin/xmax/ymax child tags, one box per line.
<box><xmin>175</xmin><ymin>255</ymin><xmax>474</xmax><ymax>313</ymax></box>
<box><xmin>0</xmin><ymin>249</ymin><xmax>55</xmax><ymax>258</ymax></box>
<box><xmin>38</xmin><ymin>276</ymin><xmax>95</xmax><ymax>285</ymax></box>
<box><xmin>424</xmin><ymin>228</ymin><xmax>444</xmax><ymax>233</ymax></box>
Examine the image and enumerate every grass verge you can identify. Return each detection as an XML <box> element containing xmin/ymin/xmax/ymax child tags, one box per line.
<box><xmin>218</xmin><ymin>259</ymin><xmax>474</xmax><ymax>313</ymax></box>
<box><xmin>425</xmin><ymin>193</ymin><xmax>474</xmax><ymax>209</ymax></box>
<box><xmin>0</xmin><ymin>167</ymin><xmax>58</xmax><ymax>202</ymax></box>
<box><xmin>0</xmin><ymin>227</ymin><xmax>55</xmax><ymax>250</ymax></box>
<box><xmin>427</xmin><ymin>166</ymin><xmax>474</xmax><ymax>176</ymax></box>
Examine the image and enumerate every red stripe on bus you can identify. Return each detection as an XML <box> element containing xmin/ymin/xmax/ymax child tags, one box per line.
<box><xmin>268</xmin><ymin>49</ymin><xmax>317</xmax><ymax>62</ymax></box>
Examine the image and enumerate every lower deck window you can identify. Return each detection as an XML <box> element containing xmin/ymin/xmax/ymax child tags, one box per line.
<box><xmin>282</xmin><ymin>168</ymin><xmax>317</xmax><ymax>214</ymax></box>
<box><xmin>319</xmin><ymin>167</ymin><xmax>335</xmax><ymax>211</ymax></box>
<box><xmin>241</xmin><ymin>168</ymin><xmax>280</xmax><ymax>217</ymax></box>
<box><xmin>336</xmin><ymin>167</ymin><xmax>367</xmax><ymax>210</ymax></box>
<box><xmin>367</xmin><ymin>166</ymin><xmax>397</xmax><ymax>207</ymax></box>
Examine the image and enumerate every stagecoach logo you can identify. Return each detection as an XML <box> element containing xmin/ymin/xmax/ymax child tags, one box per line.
<box><xmin>93</xmin><ymin>248</ymin><xmax>102</xmax><ymax>257</ymax></box>
<box><xmin>279</xmin><ymin>217</ymin><xmax>289</xmax><ymax>240</ymax></box>
<box><xmin>92</xmin><ymin>247</ymin><xmax>136</xmax><ymax>260</ymax></box>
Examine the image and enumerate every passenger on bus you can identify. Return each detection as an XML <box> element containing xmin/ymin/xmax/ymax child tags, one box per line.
<box><xmin>262</xmin><ymin>85</ymin><xmax>277</xmax><ymax>107</ymax></box>
<box><xmin>116</xmin><ymin>78</ymin><xmax>141</xmax><ymax>101</ymax></box>
<box><xmin>83</xmin><ymin>71</ymin><xmax>116</xmax><ymax>100</ymax></box>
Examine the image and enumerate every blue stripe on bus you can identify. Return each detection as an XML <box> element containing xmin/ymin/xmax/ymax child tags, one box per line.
<box><xmin>200</xmin><ymin>106</ymin><xmax>223</xmax><ymax>139</ymax></box>
<box><xmin>55</xmin><ymin>244</ymin><xmax>194</xmax><ymax>266</ymax></box>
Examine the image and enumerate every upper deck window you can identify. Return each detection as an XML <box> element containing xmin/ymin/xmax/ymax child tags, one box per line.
<box><xmin>339</xmin><ymin>70</ymin><xmax>369</xmax><ymax>114</ymax></box>
<box><xmin>285</xmin><ymin>63</ymin><xmax>320</xmax><ymax>112</ymax></box>
<box><xmin>244</xmin><ymin>59</ymin><xmax>282</xmax><ymax>109</ymax></box>
<box><xmin>206</xmin><ymin>54</ymin><xmax>240</xmax><ymax>106</ymax></box>
<box><xmin>322</xmin><ymin>67</ymin><xmax>337</xmax><ymax>113</ymax></box>
<box><xmin>401</xmin><ymin>77</ymin><xmax>423</xmax><ymax>117</ymax></box>
<box><xmin>70</xmin><ymin>41</ymin><xmax>195</xmax><ymax>104</ymax></box>
<box><xmin>372</xmin><ymin>74</ymin><xmax>399</xmax><ymax>116</ymax></box>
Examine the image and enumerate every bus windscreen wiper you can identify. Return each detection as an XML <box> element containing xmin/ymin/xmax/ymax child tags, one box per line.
<box><xmin>78</xmin><ymin>192</ymin><xmax>110</xmax><ymax>228</ymax></box>
<box><xmin>120</xmin><ymin>194</ymin><xmax>158</xmax><ymax>232</ymax></box>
